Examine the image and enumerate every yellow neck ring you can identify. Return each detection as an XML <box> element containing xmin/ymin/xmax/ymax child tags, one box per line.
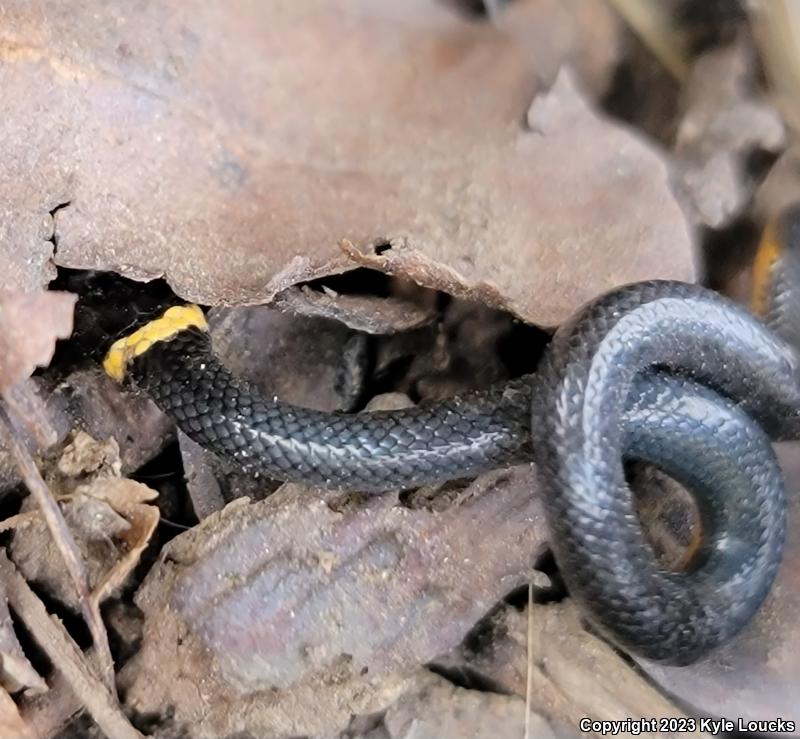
<box><xmin>103</xmin><ymin>304</ymin><xmax>207</xmax><ymax>382</ymax></box>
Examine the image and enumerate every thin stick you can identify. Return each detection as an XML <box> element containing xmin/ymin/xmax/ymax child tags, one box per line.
<box><xmin>750</xmin><ymin>0</ymin><xmax>800</xmax><ymax>133</ymax></box>
<box><xmin>0</xmin><ymin>552</ymin><xmax>143</xmax><ymax>739</ymax></box>
<box><xmin>0</xmin><ymin>404</ymin><xmax>116</xmax><ymax>692</ymax></box>
<box><xmin>607</xmin><ymin>0</ymin><xmax>690</xmax><ymax>82</ymax></box>
<box><xmin>524</xmin><ymin>581</ymin><xmax>533</xmax><ymax>739</ymax></box>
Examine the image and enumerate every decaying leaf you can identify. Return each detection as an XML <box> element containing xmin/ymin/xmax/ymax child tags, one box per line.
<box><xmin>0</xmin><ymin>552</ymin><xmax>144</xmax><ymax>739</ymax></box>
<box><xmin>0</xmin><ymin>291</ymin><xmax>75</xmax><ymax>395</ymax></box>
<box><xmin>497</xmin><ymin>0</ymin><xmax>623</xmax><ymax>97</ymax></box>
<box><xmin>121</xmin><ymin>466</ymin><xmax>547</xmax><ymax>737</ymax></box>
<box><xmin>6</xmin><ymin>435</ymin><xmax>159</xmax><ymax>611</ymax></box>
<box><xmin>86</xmin><ymin>477</ymin><xmax>159</xmax><ymax>607</ymax></box>
<box><xmin>379</xmin><ymin>671</ymin><xmax>556</xmax><ymax>739</ymax></box>
<box><xmin>3</xmin><ymin>1</ymin><xmax>692</xmax><ymax>327</ymax></box>
<box><xmin>20</xmin><ymin>674</ymin><xmax>82</xmax><ymax>739</ymax></box>
<box><xmin>675</xmin><ymin>37</ymin><xmax>786</xmax><ymax>227</ymax></box>
<box><xmin>0</xmin><ymin>379</ymin><xmax>72</xmax><ymax>495</ymax></box>
<box><xmin>273</xmin><ymin>282</ymin><xmax>437</xmax><ymax>335</ymax></box>
<box><xmin>1</xmin><ymin>370</ymin><xmax>173</xmax><ymax>496</ymax></box>
<box><xmin>208</xmin><ymin>306</ymin><xmax>363</xmax><ymax>413</ymax></box>
<box><xmin>0</xmin><ymin>686</ymin><xmax>36</xmax><ymax>739</ymax></box>
<box><xmin>343</xmin><ymin>68</ymin><xmax>695</xmax><ymax>327</ymax></box>
<box><xmin>445</xmin><ymin>601</ymin><xmax>710</xmax><ymax>738</ymax></box>
<box><xmin>58</xmin><ymin>369</ymin><xmax>173</xmax><ymax>476</ymax></box>
<box><xmin>3</xmin><ymin>4</ymin><xmax>791</xmax><ymax>737</ymax></box>
<box><xmin>55</xmin><ymin>430</ymin><xmax>121</xmax><ymax>480</ymax></box>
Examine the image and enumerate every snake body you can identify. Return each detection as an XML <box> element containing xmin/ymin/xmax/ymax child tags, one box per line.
<box><xmin>108</xmin><ymin>205</ymin><xmax>800</xmax><ymax>665</ymax></box>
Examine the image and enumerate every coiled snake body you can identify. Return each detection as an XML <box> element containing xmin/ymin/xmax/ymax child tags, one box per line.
<box><xmin>105</xmin><ymin>204</ymin><xmax>800</xmax><ymax>666</ymax></box>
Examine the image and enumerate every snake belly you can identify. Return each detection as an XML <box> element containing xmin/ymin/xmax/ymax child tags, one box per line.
<box><xmin>110</xmin><ymin>210</ymin><xmax>800</xmax><ymax>665</ymax></box>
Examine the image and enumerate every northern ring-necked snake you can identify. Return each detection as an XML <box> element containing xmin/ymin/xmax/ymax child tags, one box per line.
<box><xmin>103</xmin><ymin>203</ymin><xmax>800</xmax><ymax>666</ymax></box>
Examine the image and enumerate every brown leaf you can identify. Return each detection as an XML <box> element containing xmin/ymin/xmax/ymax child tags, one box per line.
<box><xmin>121</xmin><ymin>466</ymin><xmax>548</xmax><ymax>737</ymax></box>
<box><xmin>273</xmin><ymin>283</ymin><xmax>437</xmax><ymax>335</ymax></box>
<box><xmin>380</xmin><ymin>671</ymin><xmax>556</xmax><ymax>739</ymax></box>
<box><xmin>87</xmin><ymin>478</ymin><xmax>159</xmax><ymax>606</ymax></box>
<box><xmin>445</xmin><ymin>601</ymin><xmax>708</xmax><ymax>738</ymax></box>
<box><xmin>342</xmin><ymin>69</ymin><xmax>695</xmax><ymax>327</ymax></box>
<box><xmin>0</xmin><ymin>379</ymin><xmax>74</xmax><ymax>495</ymax></box>
<box><xmin>1</xmin><ymin>370</ymin><xmax>173</xmax><ymax>496</ymax></box>
<box><xmin>497</xmin><ymin>0</ymin><xmax>624</xmax><ymax>97</ymax></box>
<box><xmin>0</xmin><ymin>552</ymin><xmax>144</xmax><ymax>739</ymax></box>
<box><xmin>0</xmin><ymin>291</ymin><xmax>75</xmax><ymax>395</ymax></box>
<box><xmin>0</xmin><ymin>687</ymin><xmax>36</xmax><ymax>739</ymax></box>
<box><xmin>19</xmin><ymin>673</ymin><xmax>81</xmax><ymax>739</ymax></box>
<box><xmin>675</xmin><ymin>38</ymin><xmax>786</xmax><ymax>228</ymax></box>
<box><xmin>58</xmin><ymin>369</ymin><xmax>173</xmax><ymax>475</ymax></box>
<box><xmin>55</xmin><ymin>430</ymin><xmax>121</xmax><ymax>480</ymax></box>
<box><xmin>208</xmin><ymin>306</ymin><xmax>361</xmax><ymax>412</ymax></box>
<box><xmin>0</xmin><ymin>405</ymin><xmax>116</xmax><ymax>690</ymax></box>
<box><xmin>7</xmin><ymin>470</ymin><xmax>159</xmax><ymax>611</ymax></box>
<box><xmin>3</xmin><ymin>2</ymin><xmax>692</xmax><ymax>326</ymax></box>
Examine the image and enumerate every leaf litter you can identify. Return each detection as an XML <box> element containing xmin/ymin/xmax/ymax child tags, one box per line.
<box><xmin>0</xmin><ymin>1</ymin><xmax>797</xmax><ymax>737</ymax></box>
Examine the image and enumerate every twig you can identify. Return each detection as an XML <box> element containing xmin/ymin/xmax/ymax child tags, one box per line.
<box><xmin>0</xmin><ymin>552</ymin><xmax>143</xmax><ymax>739</ymax></box>
<box><xmin>2</xmin><ymin>379</ymin><xmax>60</xmax><ymax>449</ymax></box>
<box><xmin>749</xmin><ymin>0</ymin><xmax>800</xmax><ymax>134</ymax></box>
<box><xmin>606</xmin><ymin>0</ymin><xmax>690</xmax><ymax>82</ymax></box>
<box><xmin>0</xmin><ymin>403</ymin><xmax>116</xmax><ymax>692</ymax></box>
<box><xmin>523</xmin><ymin>581</ymin><xmax>533</xmax><ymax>739</ymax></box>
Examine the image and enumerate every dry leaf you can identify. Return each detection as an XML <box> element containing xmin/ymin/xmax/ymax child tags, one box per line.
<box><xmin>342</xmin><ymin>69</ymin><xmax>695</xmax><ymax>327</ymax></box>
<box><xmin>1</xmin><ymin>370</ymin><xmax>173</xmax><ymax>496</ymax></box>
<box><xmin>273</xmin><ymin>283</ymin><xmax>437</xmax><ymax>335</ymax></box>
<box><xmin>675</xmin><ymin>38</ymin><xmax>786</xmax><ymax>227</ymax></box>
<box><xmin>0</xmin><ymin>291</ymin><xmax>75</xmax><ymax>395</ymax></box>
<box><xmin>56</xmin><ymin>430</ymin><xmax>121</xmax><ymax>480</ymax></box>
<box><xmin>7</xmin><ymin>471</ymin><xmax>159</xmax><ymax>611</ymax></box>
<box><xmin>0</xmin><ymin>552</ymin><xmax>144</xmax><ymax>739</ymax></box>
<box><xmin>446</xmin><ymin>602</ymin><xmax>709</xmax><ymax>738</ymax></box>
<box><xmin>0</xmin><ymin>687</ymin><xmax>36</xmax><ymax>739</ymax></box>
<box><xmin>3</xmin><ymin>2</ymin><xmax>693</xmax><ymax>326</ymax></box>
<box><xmin>498</xmin><ymin>0</ymin><xmax>623</xmax><ymax>96</ymax></box>
<box><xmin>87</xmin><ymin>477</ymin><xmax>159</xmax><ymax>607</ymax></box>
<box><xmin>121</xmin><ymin>466</ymin><xmax>548</xmax><ymax>738</ymax></box>
<box><xmin>380</xmin><ymin>671</ymin><xmax>556</xmax><ymax>739</ymax></box>
<box><xmin>58</xmin><ymin>369</ymin><xmax>173</xmax><ymax>475</ymax></box>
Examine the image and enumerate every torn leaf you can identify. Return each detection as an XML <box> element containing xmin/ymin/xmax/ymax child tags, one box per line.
<box><xmin>0</xmin><ymin>291</ymin><xmax>75</xmax><ymax>395</ymax></box>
